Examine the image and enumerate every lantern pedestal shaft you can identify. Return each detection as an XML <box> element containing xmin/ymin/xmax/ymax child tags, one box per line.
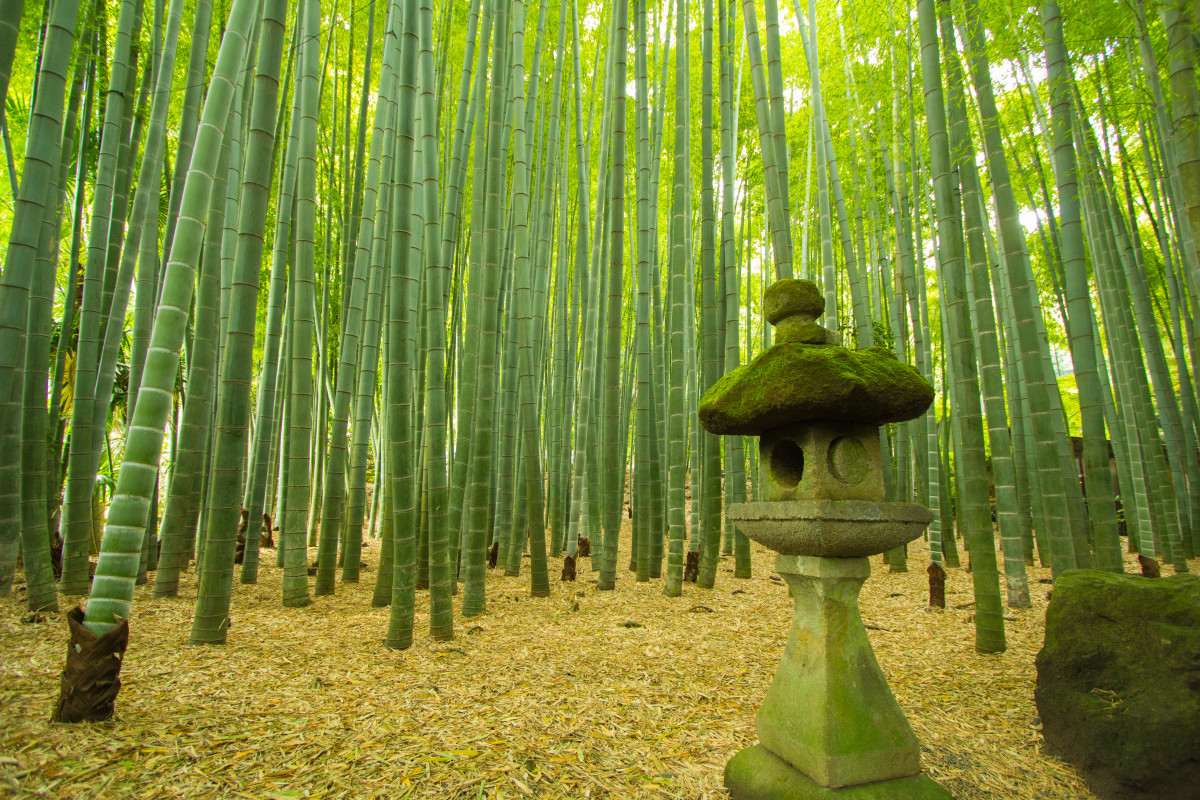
<box><xmin>726</xmin><ymin>555</ymin><xmax>951</xmax><ymax>799</ymax></box>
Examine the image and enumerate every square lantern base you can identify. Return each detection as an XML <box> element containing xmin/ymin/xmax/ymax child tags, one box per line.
<box><xmin>725</xmin><ymin>745</ymin><xmax>954</xmax><ymax>800</ymax></box>
<box><xmin>756</xmin><ymin>556</ymin><xmax>923</xmax><ymax>786</ymax></box>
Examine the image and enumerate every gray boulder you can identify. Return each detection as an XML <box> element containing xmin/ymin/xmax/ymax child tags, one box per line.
<box><xmin>1035</xmin><ymin>570</ymin><xmax>1200</xmax><ymax>800</ymax></box>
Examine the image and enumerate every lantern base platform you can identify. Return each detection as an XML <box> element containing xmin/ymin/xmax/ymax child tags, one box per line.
<box><xmin>725</xmin><ymin>745</ymin><xmax>953</xmax><ymax>800</ymax></box>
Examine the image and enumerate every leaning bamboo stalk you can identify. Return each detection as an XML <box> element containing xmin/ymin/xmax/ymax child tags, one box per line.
<box><xmin>242</xmin><ymin>45</ymin><xmax>301</xmax><ymax>585</ymax></box>
<box><xmin>918</xmin><ymin>0</ymin><xmax>1005</xmax><ymax>651</ymax></box>
<box><xmin>940</xmin><ymin>3</ymin><xmax>1030</xmax><ymax>605</ymax></box>
<box><xmin>740</xmin><ymin>0</ymin><xmax>792</xmax><ymax>279</ymax></box>
<box><xmin>81</xmin><ymin>0</ymin><xmax>260</xmax><ymax>634</ymax></box>
<box><xmin>959</xmin><ymin>0</ymin><xmax>1079</xmax><ymax>576</ymax></box>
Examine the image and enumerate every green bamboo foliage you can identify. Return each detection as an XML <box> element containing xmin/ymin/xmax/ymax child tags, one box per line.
<box><xmin>343</xmin><ymin>1</ymin><xmax>378</xmax><ymax>316</ymax></box>
<box><xmin>806</xmin><ymin>38</ymin><xmax>867</xmax><ymax>348</ymax></box>
<box><xmin>764</xmin><ymin>0</ymin><xmax>789</xmax><ymax>238</ymax></box>
<box><xmin>161</xmin><ymin>0</ymin><xmax>213</xmax><ymax>274</ymax></box>
<box><xmin>792</xmin><ymin>0</ymin><xmax>837</xmax><ymax>324</ymax></box>
<box><xmin>0</xmin><ymin>0</ymin><xmax>1192</xmax><ymax>684</ymax></box>
<box><xmin>1126</xmin><ymin>8</ymin><xmax>1198</xmax><ymax>566</ymax></box>
<box><xmin>101</xmin><ymin>38</ymin><xmax>147</xmax><ymax>333</ymax></box>
<box><xmin>0</xmin><ymin>0</ymin><xmax>23</xmax><ymax>116</ymax></box>
<box><xmin>82</xmin><ymin>0</ymin><xmax>260</xmax><ymax>635</ymax></box>
<box><xmin>1161</xmin><ymin>0</ymin><xmax>1200</xmax><ymax>263</ymax></box>
<box><xmin>1134</xmin><ymin>1</ymin><xmax>1200</xmax><ymax>313</ymax></box>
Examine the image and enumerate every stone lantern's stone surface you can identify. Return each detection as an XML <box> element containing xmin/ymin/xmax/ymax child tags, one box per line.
<box><xmin>700</xmin><ymin>279</ymin><xmax>952</xmax><ymax>800</ymax></box>
<box><xmin>699</xmin><ymin>280</ymin><xmax>935</xmax><ymax>436</ymax></box>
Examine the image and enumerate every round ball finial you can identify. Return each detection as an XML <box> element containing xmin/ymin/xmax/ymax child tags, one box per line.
<box><xmin>764</xmin><ymin>279</ymin><xmax>831</xmax><ymax>345</ymax></box>
<box><xmin>764</xmin><ymin>278</ymin><xmax>824</xmax><ymax>324</ymax></box>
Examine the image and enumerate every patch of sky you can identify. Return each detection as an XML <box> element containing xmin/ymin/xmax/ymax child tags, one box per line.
<box><xmin>1051</xmin><ymin>343</ymin><xmax>1075</xmax><ymax>378</ymax></box>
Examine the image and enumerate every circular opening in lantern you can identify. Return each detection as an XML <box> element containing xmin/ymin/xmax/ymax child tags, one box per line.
<box><xmin>770</xmin><ymin>439</ymin><xmax>804</xmax><ymax>488</ymax></box>
<box><xmin>828</xmin><ymin>436</ymin><xmax>870</xmax><ymax>485</ymax></box>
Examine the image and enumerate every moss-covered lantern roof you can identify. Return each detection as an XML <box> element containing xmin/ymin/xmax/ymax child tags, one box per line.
<box><xmin>699</xmin><ymin>279</ymin><xmax>934</xmax><ymax>435</ymax></box>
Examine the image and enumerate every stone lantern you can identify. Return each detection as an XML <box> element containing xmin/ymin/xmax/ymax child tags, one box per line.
<box><xmin>699</xmin><ymin>279</ymin><xmax>952</xmax><ymax>799</ymax></box>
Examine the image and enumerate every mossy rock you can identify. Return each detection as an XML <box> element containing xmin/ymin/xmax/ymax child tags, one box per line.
<box><xmin>1035</xmin><ymin>570</ymin><xmax>1200</xmax><ymax>800</ymax></box>
<box><xmin>698</xmin><ymin>344</ymin><xmax>934</xmax><ymax>435</ymax></box>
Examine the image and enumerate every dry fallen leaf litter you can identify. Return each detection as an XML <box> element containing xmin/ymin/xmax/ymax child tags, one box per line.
<box><xmin>3</xmin><ymin>524</ymin><xmax>1187</xmax><ymax>799</ymax></box>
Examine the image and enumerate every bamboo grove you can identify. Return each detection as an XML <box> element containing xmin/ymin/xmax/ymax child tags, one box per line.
<box><xmin>0</xmin><ymin>0</ymin><xmax>1197</xmax><ymax>688</ymax></box>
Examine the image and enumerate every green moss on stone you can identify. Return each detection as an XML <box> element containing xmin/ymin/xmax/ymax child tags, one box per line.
<box><xmin>725</xmin><ymin>745</ymin><xmax>954</xmax><ymax>800</ymax></box>
<box><xmin>765</xmin><ymin>279</ymin><xmax>825</xmax><ymax>325</ymax></box>
<box><xmin>1035</xmin><ymin>571</ymin><xmax>1200</xmax><ymax>800</ymax></box>
<box><xmin>698</xmin><ymin>343</ymin><xmax>934</xmax><ymax>435</ymax></box>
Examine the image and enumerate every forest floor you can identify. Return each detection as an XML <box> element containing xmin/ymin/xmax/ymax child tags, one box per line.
<box><xmin>2</xmin><ymin>524</ymin><xmax>1190</xmax><ymax>800</ymax></box>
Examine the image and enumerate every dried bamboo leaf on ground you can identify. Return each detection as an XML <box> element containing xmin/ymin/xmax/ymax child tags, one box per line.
<box><xmin>3</xmin><ymin>526</ymin><xmax>1170</xmax><ymax>799</ymax></box>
